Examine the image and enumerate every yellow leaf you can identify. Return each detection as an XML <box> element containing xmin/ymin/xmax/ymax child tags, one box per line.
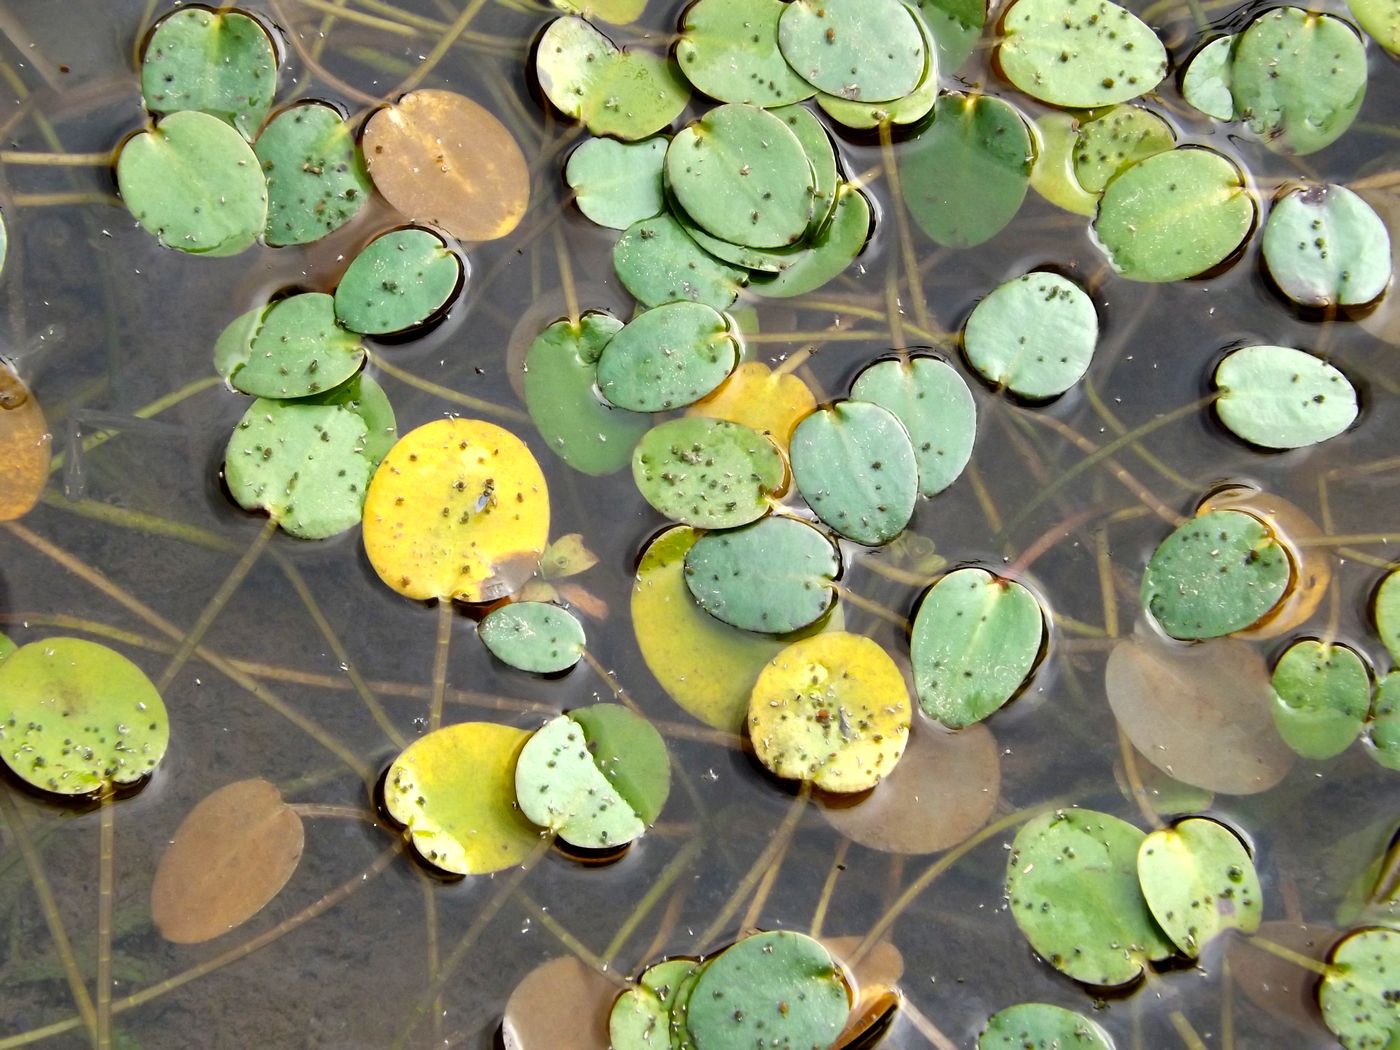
<box><xmin>685</xmin><ymin>360</ymin><xmax>816</xmax><ymax>452</ymax></box>
<box><xmin>0</xmin><ymin>366</ymin><xmax>50</xmax><ymax>522</ymax></box>
<box><xmin>540</xmin><ymin>532</ymin><xmax>599</xmax><ymax>579</ymax></box>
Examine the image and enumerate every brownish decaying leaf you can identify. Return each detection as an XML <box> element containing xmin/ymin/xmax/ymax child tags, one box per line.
<box><xmin>1227</xmin><ymin>920</ymin><xmax>1338</xmax><ymax>1034</ymax></box>
<box><xmin>0</xmin><ymin>364</ymin><xmax>51</xmax><ymax>522</ymax></box>
<box><xmin>822</xmin><ymin>937</ymin><xmax>904</xmax><ymax>1048</ymax></box>
<box><xmin>150</xmin><ymin>778</ymin><xmax>305</xmax><ymax>945</ymax></box>
<box><xmin>500</xmin><ymin>956</ymin><xmax>615</xmax><ymax>1050</ymax></box>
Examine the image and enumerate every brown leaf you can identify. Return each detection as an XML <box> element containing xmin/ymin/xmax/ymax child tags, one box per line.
<box><xmin>151</xmin><ymin>779</ymin><xmax>304</xmax><ymax>944</ymax></box>
<box><xmin>822</xmin><ymin>937</ymin><xmax>904</xmax><ymax>1048</ymax></box>
<box><xmin>1227</xmin><ymin>921</ymin><xmax>1337</xmax><ymax>1034</ymax></box>
<box><xmin>556</xmin><ymin>582</ymin><xmax>608</xmax><ymax>620</ymax></box>
<box><xmin>0</xmin><ymin>365</ymin><xmax>50</xmax><ymax>522</ymax></box>
<box><xmin>500</xmin><ymin>956</ymin><xmax>614</xmax><ymax>1049</ymax></box>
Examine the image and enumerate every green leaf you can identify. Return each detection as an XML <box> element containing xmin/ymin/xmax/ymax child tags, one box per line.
<box><xmin>666</xmin><ymin>103</ymin><xmax>814</xmax><ymax>249</ymax></box>
<box><xmin>611</xmin><ymin>959</ymin><xmax>697</xmax><ymax>1050</ymax></box>
<box><xmin>790</xmin><ymin>399</ymin><xmax>918</xmax><ymax>545</ymax></box>
<box><xmin>478</xmin><ymin>602</ymin><xmax>585</xmax><ymax>674</ymax></box>
<box><xmin>1073</xmin><ymin>105</ymin><xmax>1174</xmax><ymax>194</ymax></box>
<box><xmin>596</xmin><ymin>302</ymin><xmax>739</xmax><ymax>412</ymax></box>
<box><xmin>1181</xmin><ymin>35</ymin><xmax>1236</xmax><ymax>121</ymax></box>
<box><xmin>1231</xmin><ymin>7</ymin><xmax>1368</xmax><ymax>156</ymax></box>
<box><xmin>1262</xmin><ymin>184</ymin><xmax>1393</xmax><ymax>308</ymax></box>
<box><xmin>911</xmin><ymin>0</ymin><xmax>987</xmax><ymax>74</ymax></box>
<box><xmin>778</xmin><ymin>0</ymin><xmax>928</xmax><ymax>103</ymax></box>
<box><xmin>117</xmin><ymin>111</ymin><xmax>267</xmax><ymax>257</ymax></box>
<box><xmin>850</xmin><ymin>356</ymin><xmax>976</xmax><ymax>497</ymax></box>
<box><xmin>0</xmin><ymin>637</ymin><xmax>169</xmax><ymax>796</ymax></box>
<box><xmin>1320</xmin><ymin>927</ymin><xmax>1400</xmax><ymax>1049</ymax></box>
<box><xmin>1029</xmin><ymin>113</ymin><xmax>1099</xmax><ymax>217</ymax></box>
<box><xmin>1214</xmin><ymin>344</ymin><xmax>1358</xmax><ymax>450</ymax></box>
<box><xmin>333</xmin><ymin>228</ymin><xmax>461</xmax><ymax>336</ymax></box>
<box><xmin>0</xmin><ymin>632</ymin><xmax>15</xmax><ymax>664</ymax></box>
<box><xmin>255</xmin><ymin>102</ymin><xmax>371</xmax><ymax>247</ymax></box>
<box><xmin>569</xmin><ymin>702</ymin><xmax>672</xmax><ymax>824</ymax></box>
<box><xmin>1367</xmin><ymin>674</ymin><xmax>1400</xmax><ymax>771</ymax></box>
<box><xmin>523</xmin><ymin>313</ymin><xmax>648</xmax><ymax>477</ymax></box>
<box><xmin>535</xmin><ymin>16</ymin><xmax>620</xmax><ymax>120</ymax></box>
<box><xmin>772</xmin><ymin>104</ymin><xmax>841</xmax><ymax>235</ymax></box>
<box><xmin>997</xmin><ymin>0</ymin><xmax>1167</xmax><ymax>107</ymax></box>
<box><xmin>911</xmin><ymin>568</ymin><xmax>1044</xmax><ymax>728</ymax></box>
<box><xmin>632</xmin><ymin>416</ymin><xmax>784</xmax><ymax>529</ymax></box>
<box><xmin>978</xmin><ymin>1003</ymin><xmax>1112</xmax><ymax>1049</ymax></box>
<box><xmin>683</xmin><ymin>515</ymin><xmax>840</xmax><ymax>634</ymax></box>
<box><xmin>746</xmin><ymin>184</ymin><xmax>873</xmax><ymax>297</ymax></box>
<box><xmin>582</xmin><ymin>50</ymin><xmax>691</xmax><ymax>141</ymax></box>
<box><xmin>963</xmin><ymin>272</ymin><xmax>1098</xmax><ymax>399</ymax></box>
<box><xmin>901</xmin><ymin>93</ymin><xmax>1034</xmax><ymax>249</ymax></box>
<box><xmin>1378</xmin><ymin>571</ymin><xmax>1400</xmax><ymax>666</ymax></box>
<box><xmin>675</xmin><ymin>0</ymin><xmax>815</xmax><ymax>106</ymax></box>
<box><xmin>1271</xmin><ymin>640</ymin><xmax>1371</xmax><ymax>760</ymax></box>
<box><xmin>565</xmin><ymin>136</ymin><xmax>667</xmax><ymax>230</ymax></box>
<box><xmin>1094</xmin><ymin>147</ymin><xmax>1255</xmax><ymax>283</ymax></box>
<box><xmin>140</xmin><ymin>7</ymin><xmax>277</xmax><ymax>139</ymax></box>
<box><xmin>214</xmin><ymin>293</ymin><xmax>364</xmax><ymax>399</ymax></box>
<box><xmin>814</xmin><ymin>8</ymin><xmax>939</xmax><ymax>129</ymax></box>
<box><xmin>1007</xmin><ymin>808</ymin><xmax>1175</xmax><ymax>986</ymax></box>
<box><xmin>1138</xmin><ymin>817</ymin><xmax>1263</xmax><ymax>956</ymax></box>
<box><xmin>613</xmin><ymin>213</ymin><xmax>745</xmax><ymax>310</ymax></box>
<box><xmin>1141</xmin><ymin>510</ymin><xmax>1291</xmax><ymax>641</ymax></box>
<box><xmin>1349</xmin><ymin>0</ymin><xmax>1400</xmax><ymax>53</ymax></box>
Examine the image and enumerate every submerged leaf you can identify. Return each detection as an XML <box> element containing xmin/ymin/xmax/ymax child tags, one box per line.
<box><xmin>1379</xmin><ymin>571</ymin><xmax>1400</xmax><ymax>666</ymax></box>
<box><xmin>0</xmin><ymin>364</ymin><xmax>50</xmax><ymax>522</ymax></box>
<box><xmin>1262</xmin><ymin>184</ymin><xmax>1392</xmax><ymax>308</ymax></box>
<box><xmin>1028</xmin><ymin>113</ymin><xmax>1099</xmax><ymax>218</ymax></box>
<box><xmin>1137</xmin><ymin>817</ymin><xmax>1262</xmax><ymax>956</ymax></box>
<box><xmin>503</xmin><ymin>957</ymin><xmax>615</xmax><ymax>1050</ymax></box>
<box><xmin>685</xmin><ymin>360</ymin><xmax>817</xmax><ymax>452</ymax></box>
<box><xmin>140</xmin><ymin>7</ymin><xmax>277</xmax><ymax>138</ymax></box>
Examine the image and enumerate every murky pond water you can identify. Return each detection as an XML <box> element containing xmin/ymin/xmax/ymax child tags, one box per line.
<box><xmin>0</xmin><ymin>0</ymin><xmax>1397</xmax><ymax>1047</ymax></box>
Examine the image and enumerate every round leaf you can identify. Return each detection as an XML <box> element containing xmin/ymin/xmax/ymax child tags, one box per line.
<box><xmin>632</xmin><ymin>416</ymin><xmax>784</xmax><ymax>529</ymax></box>
<box><xmin>1271</xmin><ymin>640</ymin><xmax>1371</xmax><ymax>760</ymax></box>
<box><xmin>684</xmin><ymin>515</ymin><xmax>841</xmax><ymax>634</ymax></box>
<box><xmin>911</xmin><ymin>568</ymin><xmax>1045</xmax><ymax>728</ymax></box>
<box><xmin>0</xmin><ymin>364</ymin><xmax>50</xmax><ymax>522</ymax></box>
<box><xmin>584</xmin><ymin>50</ymin><xmax>691</xmax><ymax>141</ymax></box>
<box><xmin>596</xmin><ymin>302</ymin><xmax>739</xmax><ymax>412</ymax></box>
<box><xmin>1094</xmin><ymin>147</ymin><xmax>1255</xmax><ymax>283</ymax></box>
<box><xmin>214</xmin><ymin>293</ymin><xmax>364</xmax><ymax>399</ymax></box>
<box><xmin>611</xmin><ymin>959</ymin><xmax>697</xmax><ymax>1050</ymax></box>
<box><xmin>850</xmin><ymin>356</ymin><xmax>976</xmax><ymax>498</ymax></box>
<box><xmin>812</xmin><ymin>8</ymin><xmax>939</xmax><ymax>129</ymax></box>
<box><xmin>1029</xmin><ymin>113</ymin><xmax>1100</xmax><ymax>218</ymax></box>
<box><xmin>1378</xmin><ymin>571</ymin><xmax>1400</xmax><ymax>666</ymax></box>
<box><xmin>255</xmin><ymin>101</ymin><xmax>371</xmax><ymax>247</ymax></box>
<box><xmin>384</xmin><ymin>721</ymin><xmax>540</xmax><ymax>875</ymax></box>
<box><xmin>676</xmin><ymin>0</ymin><xmax>815</xmax><ymax>106</ymax></box>
<box><xmin>790</xmin><ymin>400</ymin><xmax>918</xmax><ymax>545</ymax></box>
<box><xmin>569</xmin><ymin>703</ymin><xmax>671</xmax><ymax>825</ymax></box>
<box><xmin>1349</xmin><ymin>0</ymin><xmax>1400</xmax><ymax>53</ymax></box>
<box><xmin>1214</xmin><ymin>344</ymin><xmax>1358</xmax><ymax>450</ymax></box>
<box><xmin>746</xmin><ymin>184</ymin><xmax>873</xmax><ymax>298</ymax></box>
<box><xmin>613</xmin><ymin>213</ymin><xmax>745</xmax><ymax>311</ymax></box>
<box><xmin>503</xmin><ymin>956</ymin><xmax>615</xmax><ymax>1050</ymax></box>
<box><xmin>0</xmin><ymin>638</ymin><xmax>169</xmax><ymax>796</ymax></box>
<box><xmin>1006</xmin><ymin>808</ymin><xmax>1175</xmax><ymax>986</ymax></box>
<box><xmin>979</xmin><ymin>1003</ymin><xmax>1112</xmax><ymax>1050</ymax></box>
<box><xmin>535</xmin><ymin>16</ymin><xmax>619</xmax><ymax>120</ymax></box>
<box><xmin>1321</xmin><ymin>927</ymin><xmax>1400</xmax><ymax>1049</ymax></box>
<box><xmin>1181</xmin><ymin>36</ymin><xmax>1236</xmax><ymax>121</ymax></box>
<box><xmin>685</xmin><ymin>360</ymin><xmax>816</xmax><ymax>451</ymax></box>
<box><xmin>479</xmin><ymin>602</ymin><xmax>585</xmax><ymax>674</ymax></box>
<box><xmin>1141</xmin><ymin>510</ymin><xmax>1291</xmax><ymax>640</ymax></box>
<box><xmin>1262</xmin><ymin>184</ymin><xmax>1392</xmax><ymax>308</ymax></box>
<box><xmin>565</xmin><ymin>136</ymin><xmax>667</xmax><ymax>230</ymax></box>
<box><xmin>997</xmin><ymin>0</ymin><xmax>1167</xmax><ymax>107</ymax></box>
<box><xmin>362</xmin><ymin>89</ymin><xmax>529</xmax><ymax>242</ymax></box>
<box><xmin>747</xmin><ymin>631</ymin><xmax>912</xmax><ymax>793</ymax></box>
<box><xmin>911</xmin><ymin>0</ymin><xmax>987</xmax><ymax>73</ymax></box>
<box><xmin>963</xmin><ymin>272</ymin><xmax>1098</xmax><ymax>399</ymax></box>
<box><xmin>1073</xmin><ymin>105</ymin><xmax>1175</xmax><ymax>195</ymax></box>
<box><xmin>777</xmin><ymin>0</ymin><xmax>928</xmax><ymax>103</ymax></box>
<box><xmin>117</xmin><ymin>110</ymin><xmax>267</xmax><ymax>257</ymax></box>
<box><xmin>333</xmin><ymin>227</ymin><xmax>462</xmax><ymax>336</ymax></box>
<box><xmin>362</xmin><ymin>418</ymin><xmax>550</xmax><ymax>603</ymax></box>
<box><xmin>150</xmin><ymin>779</ymin><xmax>304</xmax><ymax>944</ymax></box>
<box><xmin>1367</xmin><ymin>673</ymin><xmax>1400</xmax><ymax>771</ymax></box>
<box><xmin>1137</xmin><ymin>817</ymin><xmax>1263</xmax><ymax>957</ymax></box>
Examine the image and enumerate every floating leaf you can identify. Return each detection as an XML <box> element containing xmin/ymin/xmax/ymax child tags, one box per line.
<box><xmin>362</xmin><ymin>418</ymin><xmax>549</xmax><ymax>603</ymax></box>
<box><xmin>978</xmin><ymin>1003</ymin><xmax>1112</xmax><ymax>1050</ymax></box>
<box><xmin>613</xmin><ymin>213</ymin><xmax>745</xmax><ymax>310</ymax></box>
<box><xmin>1350</xmin><ymin>0</ymin><xmax>1400</xmax><ymax>53</ymax></box>
<box><xmin>748</xmin><ymin>631</ymin><xmax>911</xmax><ymax>793</ymax></box>
<box><xmin>1029</xmin><ymin>113</ymin><xmax>1099</xmax><ymax>218</ymax></box>
<box><xmin>1137</xmin><ymin>817</ymin><xmax>1262</xmax><ymax>957</ymax></box>
<box><xmin>686</xmin><ymin>360</ymin><xmax>816</xmax><ymax>451</ymax></box>
<box><xmin>515</xmin><ymin>705</ymin><xmax>669</xmax><ymax>849</ymax></box>
<box><xmin>675</xmin><ymin>0</ymin><xmax>815</xmax><ymax>106</ymax></box>
<box><xmin>850</xmin><ymin>356</ymin><xmax>976</xmax><ymax>498</ymax></box>
<box><xmin>667</xmin><ymin>103</ymin><xmax>814</xmax><ymax>250</ymax></box>
<box><xmin>1261</xmin><ymin>184</ymin><xmax>1393</xmax><ymax>308</ymax></box>
<box><xmin>385</xmin><ymin>722</ymin><xmax>539</xmax><ymax>874</ymax></box>
<box><xmin>911</xmin><ymin>568</ymin><xmax>1044</xmax><ymax>728</ymax></box>
<box><xmin>551</xmin><ymin>0</ymin><xmax>646</xmax><ymax>23</ymax></box>
<box><xmin>819</xmin><ymin>720</ymin><xmax>999</xmax><ymax>854</ymax></box>
<box><xmin>565</xmin><ymin>136</ymin><xmax>667</xmax><ymax>230</ymax></box>
<box><xmin>596</xmin><ymin>301</ymin><xmax>739</xmax><ymax>412</ymax></box>
<box><xmin>1271</xmin><ymin>640</ymin><xmax>1371</xmax><ymax>760</ymax></box>
<box><xmin>0</xmin><ymin>634</ymin><xmax>13</xmax><ymax>664</ymax></box>
<box><xmin>790</xmin><ymin>400</ymin><xmax>918</xmax><ymax>545</ymax></box>
<box><xmin>1181</xmin><ymin>36</ymin><xmax>1236</xmax><ymax>121</ymax></box>
<box><xmin>632</xmin><ymin>416</ymin><xmax>784</xmax><ymax>529</ymax></box>
<box><xmin>1379</xmin><ymin>571</ymin><xmax>1400</xmax><ymax>666</ymax></box>
<box><xmin>117</xmin><ymin>111</ymin><xmax>267</xmax><ymax>256</ymax></box>
<box><xmin>1094</xmin><ymin>147</ymin><xmax>1254</xmax><ymax>283</ymax></box>
<box><xmin>0</xmin><ymin>364</ymin><xmax>49</xmax><ymax>522</ymax></box>
<box><xmin>632</xmin><ymin>526</ymin><xmax>844</xmax><ymax>732</ymax></box>
<box><xmin>997</xmin><ymin>0</ymin><xmax>1167</xmax><ymax>107</ymax></box>
<box><xmin>150</xmin><ymin>779</ymin><xmax>304</xmax><ymax>944</ymax></box>
<box><xmin>685</xmin><ymin>515</ymin><xmax>840</xmax><ymax>634</ymax></box>
<box><xmin>479</xmin><ymin>602</ymin><xmax>585</xmax><ymax>674</ymax></box>
<box><xmin>214</xmin><ymin>293</ymin><xmax>364</xmax><ymax>399</ymax></box>
<box><xmin>814</xmin><ymin>9</ymin><xmax>939</xmax><ymax>130</ymax></box>
<box><xmin>963</xmin><ymin>272</ymin><xmax>1098</xmax><ymax>399</ymax></box>
<box><xmin>1073</xmin><ymin>105</ymin><xmax>1174</xmax><ymax>194</ymax></box>
<box><xmin>255</xmin><ymin>101</ymin><xmax>371</xmax><ymax>247</ymax></box>
<box><xmin>1231</xmin><ymin>8</ymin><xmax>1367</xmax><ymax>156</ymax></box>
<box><xmin>747</xmin><ymin>184</ymin><xmax>873</xmax><ymax>298</ymax></box>
<box><xmin>1141</xmin><ymin>510</ymin><xmax>1291</xmax><ymax>640</ymax></box>
<box><xmin>774</xmin><ymin>105</ymin><xmax>840</xmax><ymax>234</ymax></box>
<box><xmin>140</xmin><ymin>7</ymin><xmax>277</xmax><ymax>139</ymax></box>
<box><xmin>0</xmin><ymin>637</ymin><xmax>168</xmax><ymax>796</ymax></box>
<box><xmin>1007</xmin><ymin>808</ymin><xmax>1175</xmax><ymax>986</ymax></box>
<box><xmin>901</xmin><ymin>93</ymin><xmax>1034</xmax><ymax>249</ymax></box>
<box><xmin>333</xmin><ymin>227</ymin><xmax>462</xmax><ymax>336</ymax></box>
<box><xmin>522</xmin><ymin>312</ymin><xmax>648</xmax><ymax>478</ymax></box>
<box><xmin>687</xmin><ymin>931</ymin><xmax>850</xmax><ymax>1047</ymax></box>
<box><xmin>911</xmin><ymin>0</ymin><xmax>986</xmax><ymax>74</ymax></box>
<box><xmin>1213</xmin><ymin>344</ymin><xmax>1357</xmax><ymax>450</ymax></box>
<box><xmin>1367</xmin><ymin>674</ymin><xmax>1400</xmax><ymax>771</ymax></box>
<box><xmin>778</xmin><ymin>0</ymin><xmax>927</xmax><ymax>103</ymax></box>
<box><xmin>610</xmin><ymin>959</ymin><xmax>697</xmax><ymax>1049</ymax></box>
<box><xmin>362</xmin><ymin>89</ymin><xmax>529</xmax><ymax>242</ymax></box>
<box><xmin>536</xmin><ymin>16</ymin><xmax>619</xmax><ymax>120</ymax></box>
<box><xmin>1321</xmin><ymin>927</ymin><xmax>1400</xmax><ymax>1049</ymax></box>
<box><xmin>1105</xmin><ymin>632</ymin><xmax>1295</xmax><ymax>794</ymax></box>
<box><xmin>503</xmin><ymin>956</ymin><xmax>616</xmax><ymax>1050</ymax></box>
